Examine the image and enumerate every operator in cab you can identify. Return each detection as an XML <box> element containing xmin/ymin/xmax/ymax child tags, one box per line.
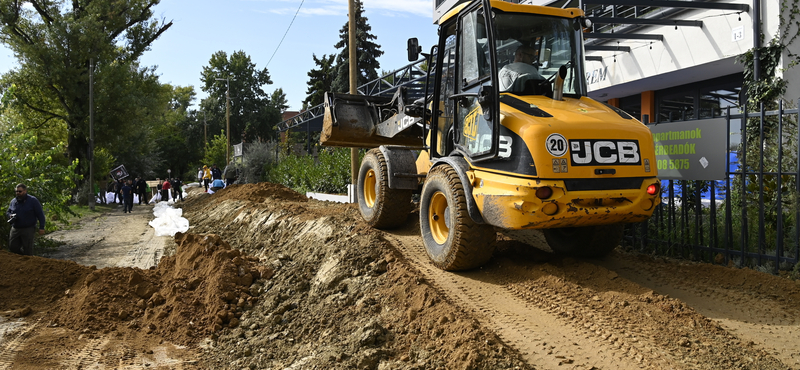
<box><xmin>498</xmin><ymin>45</ymin><xmax>544</xmax><ymax>93</ymax></box>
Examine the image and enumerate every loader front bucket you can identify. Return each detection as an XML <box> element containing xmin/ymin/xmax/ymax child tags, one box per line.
<box><xmin>321</xmin><ymin>92</ymin><xmax>422</xmax><ymax>148</ymax></box>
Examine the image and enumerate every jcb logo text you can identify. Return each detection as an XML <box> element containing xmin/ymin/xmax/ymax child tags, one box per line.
<box><xmin>569</xmin><ymin>140</ymin><xmax>641</xmax><ymax>166</ymax></box>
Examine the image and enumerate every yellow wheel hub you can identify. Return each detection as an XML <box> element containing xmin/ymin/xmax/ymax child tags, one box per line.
<box><xmin>363</xmin><ymin>169</ymin><xmax>377</xmax><ymax>208</ymax></box>
<box><xmin>428</xmin><ymin>191</ymin><xmax>449</xmax><ymax>244</ymax></box>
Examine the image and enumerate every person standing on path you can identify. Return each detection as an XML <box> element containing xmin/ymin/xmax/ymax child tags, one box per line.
<box><xmin>5</xmin><ymin>184</ymin><xmax>45</xmax><ymax>255</ymax></box>
<box><xmin>136</xmin><ymin>177</ymin><xmax>148</xmax><ymax>204</ymax></box>
<box><xmin>97</xmin><ymin>180</ymin><xmax>106</xmax><ymax>205</ymax></box>
<box><xmin>161</xmin><ymin>178</ymin><xmax>171</xmax><ymax>203</ymax></box>
<box><xmin>121</xmin><ymin>180</ymin><xmax>134</xmax><ymax>213</ymax></box>
<box><xmin>113</xmin><ymin>178</ymin><xmax>123</xmax><ymax>204</ymax></box>
<box><xmin>172</xmin><ymin>178</ymin><xmax>184</xmax><ymax>201</ymax></box>
<box><xmin>202</xmin><ymin>165</ymin><xmax>212</xmax><ymax>192</ymax></box>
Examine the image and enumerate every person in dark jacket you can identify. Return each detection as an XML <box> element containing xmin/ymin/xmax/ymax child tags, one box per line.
<box><xmin>5</xmin><ymin>183</ymin><xmax>45</xmax><ymax>255</ymax></box>
<box><xmin>136</xmin><ymin>177</ymin><xmax>148</xmax><ymax>204</ymax></box>
<box><xmin>121</xmin><ymin>180</ymin><xmax>134</xmax><ymax>213</ymax></box>
<box><xmin>172</xmin><ymin>178</ymin><xmax>183</xmax><ymax>201</ymax></box>
<box><xmin>211</xmin><ymin>164</ymin><xmax>222</xmax><ymax>181</ymax></box>
<box><xmin>113</xmin><ymin>178</ymin><xmax>124</xmax><ymax>203</ymax></box>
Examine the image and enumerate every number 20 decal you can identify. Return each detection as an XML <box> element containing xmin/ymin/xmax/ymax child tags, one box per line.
<box><xmin>546</xmin><ymin>133</ymin><xmax>568</xmax><ymax>157</ymax></box>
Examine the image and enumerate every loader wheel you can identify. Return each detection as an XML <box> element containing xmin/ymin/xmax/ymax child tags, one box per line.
<box><xmin>543</xmin><ymin>224</ymin><xmax>624</xmax><ymax>258</ymax></box>
<box><xmin>420</xmin><ymin>165</ymin><xmax>496</xmax><ymax>271</ymax></box>
<box><xmin>357</xmin><ymin>149</ymin><xmax>412</xmax><ymax>229</ymax></box>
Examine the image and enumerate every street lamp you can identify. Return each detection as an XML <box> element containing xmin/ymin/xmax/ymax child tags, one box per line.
<box><xmin>216</xmin><ymin>77</ymin><xmax>233</xmax><ymax>164</ymax></box>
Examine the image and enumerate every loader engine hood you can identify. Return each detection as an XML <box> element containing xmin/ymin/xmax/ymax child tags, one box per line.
<box><xmin>476</xmin><ymin>94</ymin><xmax>657</xmax><ymax>179</ymax></box>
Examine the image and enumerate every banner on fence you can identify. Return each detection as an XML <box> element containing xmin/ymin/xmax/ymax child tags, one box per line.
<box><xmin>648</xmin><ymin>118</ymin><xmax>728</xmax><ymax>180</ymax></box>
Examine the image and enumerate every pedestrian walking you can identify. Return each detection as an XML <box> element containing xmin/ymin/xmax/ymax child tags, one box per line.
<box><xmin>5</xmin><ymin>184</ymin><xmax>45</xmax><ymax>255</ymax></box>
<box><xmin>197</xmin><ymin>167</ymin><xmax>203</xmax><ymax>184</ymax></box>
<box><xmin>121</xmin><ymin>180</ymin><xmax>134</xmax><ymax>213</ymax></box>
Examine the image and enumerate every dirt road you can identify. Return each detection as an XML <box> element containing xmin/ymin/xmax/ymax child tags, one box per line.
<box><xmin>1</xmin><ymin>183</ymin><xmax>799</xmax><ymax>369</ymax></box>
<box><xmin>46</xmin><ymin>203</ymin><xmax>166</xmax><ymax>269</ymax></box>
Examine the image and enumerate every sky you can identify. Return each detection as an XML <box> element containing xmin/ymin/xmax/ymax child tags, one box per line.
<box><xmin>0</xmin><ymin>0</ymin><xmax>441</xmax><ymax>115</ymax></box>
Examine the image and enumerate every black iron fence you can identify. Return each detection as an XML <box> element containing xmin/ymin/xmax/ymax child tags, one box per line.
<box><xmin>625</xmin><ymin>100</ymin><xmax>800</xmax><ymax>274</ymax></box>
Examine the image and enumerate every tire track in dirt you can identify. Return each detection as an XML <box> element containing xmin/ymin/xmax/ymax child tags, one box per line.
<box><xmin>0</xmin><ymin>317</ymin><xmax>41</xmax><ymax>370</ymax></box>
<box><xmin>381</xmin><ymin>213</ymin><xmax>791</xmax><ymax>370</ymax></box>
<box><xmin>382</xmin><ymin>227</ymin><xmax>648</xmax><ymax>370</ymax></box>
<box><xmin>596</xmin><ymin>253</ymin><xmax>800</xmax><ymax>368</ymax></box>
<box><xmin>60</xmin><ymin>337</ymin><xmax>110</xmax><ymax>369</ymax></box>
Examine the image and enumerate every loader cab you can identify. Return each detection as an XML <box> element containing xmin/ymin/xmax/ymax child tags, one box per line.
<box><xmin>426</xmin><ymin>0</ymin><xmax>588</xmax><ymax>163</ymax></box>
<box><xmin>429</xmin><ymin>1</ymin><xmax>500</xmax><ymax>161</ymax></box>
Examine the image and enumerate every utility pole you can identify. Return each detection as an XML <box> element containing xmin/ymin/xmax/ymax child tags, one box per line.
<box><xmin>348</xmin><ymin>0</ymin><xmax>358</xmax><ymax>186</ymax></box>
<box><xmin>203</xmin><ymin>110</ymin><xmax>208</xmax><ymax>146</ymax></box>
<box><xmin>216</xmin><ymin>77</ymin><xmax>232</xmax><ymax>163</ymax></box>
<box><xmin>88</xmin><ymin>58</ymin><xmax>95</xmax><ymax>211</ymax></box>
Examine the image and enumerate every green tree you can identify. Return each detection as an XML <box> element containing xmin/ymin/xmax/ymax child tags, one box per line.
<box><xmin>0</xmin><ymin>126</ymin><xmax>81</xmax><ymax>243</ymax></box>
<box><xmin>330</xmin><ymin>0</ymin><xmax>383</xmax><ymax>93</ymax></box>
<box><xmin>0</xmin><ymin>0</ymin><xmax>173</xmax><ymax>184</ymax></box>
<box><xmin>270</xmin><ymin>88</ymin><xmax>289</xmax><ymax>114</ymax></box>
<box><xmin>303</xmin><ymin>53</ymin><xmax>335</xmax><ymax>108</ymax></box>
<box><xmin>203</xmin><ymin>130</ymin><xmax>228</xmax><ymax>171</ymax></box>
<box><xmin>200</xmin><ymin>50</ymin><xmax>283</xmax><ymax>145</ymax></box>
<box><xmin>152</xmin><ymin>85</ymin><xmax>202</xmax><ymax>180</ymax></box>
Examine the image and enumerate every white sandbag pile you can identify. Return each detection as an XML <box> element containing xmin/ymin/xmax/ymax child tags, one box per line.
<box><xmin>148</xmin><ymin>202</ymin><xmax>190</xmax><ymax>236</ymax></box>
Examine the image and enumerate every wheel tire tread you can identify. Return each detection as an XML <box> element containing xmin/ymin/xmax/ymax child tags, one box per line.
<box><xmin>422</xmin><ymin>165</ymin><xmax>495</xmax><ymax>271</ymax></box>
<box><xmin>359</xmin><ymin>149</ymin><xmax>412</xmax><ymax>229</ymax></box>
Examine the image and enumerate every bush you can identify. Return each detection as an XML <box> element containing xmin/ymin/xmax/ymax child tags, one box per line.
<box><xmin>239</xmin><ymin>141</ymin><xmax>279</xmax><ymax>184</ymax></box>
<box><xmin>267</xmin><ymin>148</ymin><xmax>360</xmax><ymax>194</ymax></box>
<box><xmin>0</xmin><ymin>126</ymin><xmax>81</xmax><ymax>249</ymax></box>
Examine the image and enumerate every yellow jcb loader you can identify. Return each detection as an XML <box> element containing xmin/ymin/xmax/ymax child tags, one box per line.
<box><xmin>321</xmin><ymin>0</ymin><xmax>661</xmax><ymax>271</ymax></box>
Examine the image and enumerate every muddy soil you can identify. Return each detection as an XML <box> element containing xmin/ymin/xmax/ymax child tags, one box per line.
<box><xmin>2</xmin><ymin>182</ymin><xmax>800</xmax><ymax>369</ymax></box>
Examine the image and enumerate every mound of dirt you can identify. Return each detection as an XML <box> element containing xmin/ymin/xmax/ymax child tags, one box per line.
<box><xmin>180</xmin><ymin>183</ymin><xmax>531</xmax><ymax>369</ymax></box>
<box><xmin>48</xmin><ymin>233</ymin><xmax>269</xmax><ymax>345</ymax></box>
<box><xmin>185</xmin><ymin>182</ymin><xmax>308</xmax><ymax>205</ymax></box>
<box><xmin>1</xmin><ymin>232</ymin><xmax>270</xmax><ymax>348</ymax></box>
<box><xmin>0</xmin><ymin>252</ymin><xmax>90</xmax><ymax>314</ymax></box>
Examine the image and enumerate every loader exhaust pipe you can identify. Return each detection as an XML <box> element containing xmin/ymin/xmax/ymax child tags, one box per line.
<box><xmin>553</xmin><ymin>65</ymin><xmax>568</xmax><ymax>101</ymax></box>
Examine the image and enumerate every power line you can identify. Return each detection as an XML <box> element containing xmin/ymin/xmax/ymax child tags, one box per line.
<box><xmin>266</xmin><ymin>0</ymin><xmax>305</xmax><ymax>68</ymax></box>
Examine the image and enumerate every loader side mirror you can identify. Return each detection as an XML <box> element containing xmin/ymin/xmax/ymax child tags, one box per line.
<box><xmin>407</xmin><ymin>38</ymin><xmax>422</xmax><ymax>61</ymax></box>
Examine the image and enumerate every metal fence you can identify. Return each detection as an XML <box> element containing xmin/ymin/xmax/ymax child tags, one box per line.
<box><xmin>625</xmin><ymin>100</ymin><xmax>800</xmax><ymax>274</ymax></box>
